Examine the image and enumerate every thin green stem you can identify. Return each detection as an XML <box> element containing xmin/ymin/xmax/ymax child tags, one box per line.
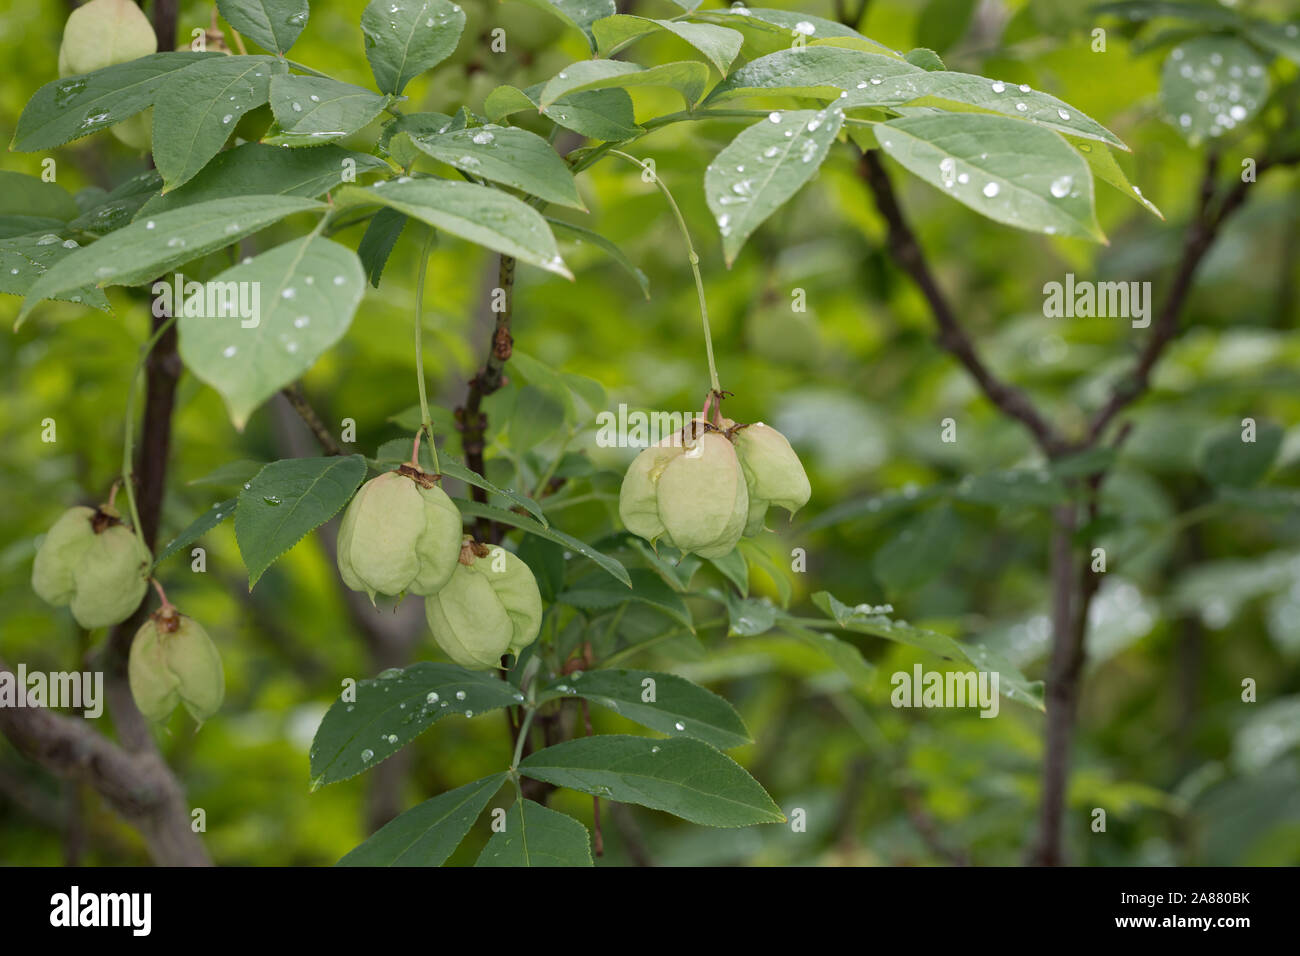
<box><xmin>121</xmin><ymin>313</ymin><xmax>178</xmax><ymax>540</ymax></box>
<box><xmin>531</xmin><ymin>427</ymin><xmax>575</xmax><ymax>498</ymax></box>
<box><xmin>510</xmin><ymin>705</ymin><xmax>537</xmax><ymax>770</ymax></box>
<box><xmin>608</xmin><ymin>149</ymin><xmax>720</xmax><ymax>394</ymax></box>
<box><xmin>413</xmin><ymin>226</ymin><xmax>441</xmax><ymax>474</ymax></box>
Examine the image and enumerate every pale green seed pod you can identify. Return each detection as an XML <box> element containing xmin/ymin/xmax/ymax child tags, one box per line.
<box><xmin>59</xmin><ymin>0</ymin><xmax>157</xmax><ymax>77</ymax></box>
<box><xmin>728</xmin><ymin>420</ymin><xmax>811</xmax><ymax>536</ymax></box>
<box><xmin>68</xmin><ymin>525</ymin><xmax>151</xmax><ymax>629</ymax></box>
<box><xmin>337</xmin><ymin>468</ymin><xmax>462</xmax><ymax>602</ymax></box>
<box><xmin>618</xmin><ymin>419</ymin><xmax>749</xmax><ymax>559</ymax></box>
<box><xmin>31</xmin><ymin>506</ymin><xmax>97</xmax><ymax>607</ymax></box>
<box><xmin>426</xmin><ymin>540</ymin><xmax>543</xmax><ymax>670</ymax></box>
<box><xmin>129</xmin><ymin>608</ymin><xmax>225</xmax><ymax>724</ymax></box>
<box><xmin>32</xmin><ymin>506</ymin><xmax>150</xmax><ymax>629</ymax></box>
<box><xmin>58</xmin><ymin>0</ymin><xmax>158</xmax><ymax>150</ymax></box>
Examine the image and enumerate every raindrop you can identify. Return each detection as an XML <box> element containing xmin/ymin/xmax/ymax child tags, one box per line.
<box><xmin>768</xmin><ymin>111</ymin><xmax>781</xmax><ymax>123</ymax></box>
<box><xmin>54</xmin><ymin>79</ymin><xmax>87</xmax><ymax>106</ymax></box>
<box><xmin>1057</xmin><ymin>109</ymin><xmax>1070</xmax><ymax>120</ymax></box>
<box><xmin>674</xmin><ymin>721</ymin><xmax>685</xmax><ymax>731</ymax></box>
<box><xmin>294</xmin><ymin>316</ymin><xmax>309</xmax><ymax>328</ymax></box>
<box><xmin>36</xmin><ymin>234</ymin><xmax>59</xmax><ymax>246</ymax></box>
<box><xmin>982</xmin><ymin>182</ymin><xmax>1000</xmax><ymax>198</ymax></box>
<box><xmin>1049</xmin><ymin>175</ymin><xmax>1072</xmax><ymax>198</ymax></box>
<box><xmin>471</xmin><ymin>130</ymin><xmax>495</xmax><ymax>145</ymax></box>
<box><xmin>360</xmin><ymin>749</ymin><xmax>374</xmax><ymax>762</ymax></box>
<box><xmin>223</xmin><ymin>346</ymin><xmax>237</xmax><ymax>358</ymax></box>
<box><xmin>455</xmin><ymin>690</ymin><xmax>466</xmax><ymax>700</ymax></box>
<box><xmin>991</xmin><ymin>81</ymin><xmax>1005</xmax><ymax>93</ymax></box>
<box><xmin>263</xmin><ymin>495</ymin><xmax>282</xmax><ymax>506</ymax></box>
<box><xmin>291</xmin><ymin>102</ymin><xmax>302</xmax><ymax>112</ymax></box>
<box><xmin>939</xmin><ymin>157</ymin><xmax>956</xmax><ymax>188</ymax></box>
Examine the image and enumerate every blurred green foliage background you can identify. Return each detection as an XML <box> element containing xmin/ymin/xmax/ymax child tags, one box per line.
<box><xmin>1</xmin><ymin>0</ymin><xmax>1298</xmax><ymax>866</ymax></box>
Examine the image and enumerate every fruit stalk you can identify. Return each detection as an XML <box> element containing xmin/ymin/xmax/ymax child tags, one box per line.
<box><xmin>412</xmin><ymin>225</ymin><xmax>441</xmax><ymax>474</ymax></box>
<box><xmin>608</xmin><ymin>150</ymin><xmax>721</xmax><ymax>395</ymax></box>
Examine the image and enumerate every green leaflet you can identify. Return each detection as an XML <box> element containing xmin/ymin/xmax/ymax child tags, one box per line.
<box><xmin>877</xmin><ymin>112</ymin><xmax>1104</xmax><ymax>242</ymax></box>
<box><xmin>178</xmin><ymin>235</ymin><xmax>365</xmax><ymax>429</ymax></box>
<box><xmin>234</xmin><ymin>455</ymin><xmax>367</xmax><ymax>587</ymax></box>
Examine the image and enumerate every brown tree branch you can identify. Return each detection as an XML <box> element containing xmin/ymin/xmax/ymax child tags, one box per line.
<box><xmin>857</xmin><ymin>150</ymin><xmax>1072</xmax><ymax>458</ymax></box>
<box><xmin>456</xmin><ymin>254</ymin><xmax>516</xmax><ymax>542</ymax></box>
<box><xmin>0</xmin><ymin>0</ymin><xmax>215</xmax><ymax>868</ymax></box>
<box><xmin>1086</xmin><ymin>151</ymin><xmax>1300</xmax><ymax>443</ymax></box>
<box><xmin>100</xmin><ymin>316</ymin><xmax>182</xmax><ymax>763</ymax></box>
<box><xmin>1028</xmin><ymin>502</ymin><xmax>1081</xmax><ymax>866</ymax></box>
<box><xmin>0</xmin><ymin>656</ymin><xmax>205</xmax><ymax>865</ymax></box>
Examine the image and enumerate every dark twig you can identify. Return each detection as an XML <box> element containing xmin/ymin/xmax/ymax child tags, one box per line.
<box><xmin>1086</xmin><ymin>151</ymin><xmax>1299</xmax><ymax>443</ymax></box>
<box><xmin>457</xmin><ymin>254</ymin><xmax>516</xmax><ymax>542</ymax></box>
<box><xmin>857</xmin><ymin>151</ymin><xmax>1072</xmax><ymax>458</ymax></box>
<box><xmin>280</xmin><ymin>382</ymin><xmax>342</xmax><ymax>456</ymax></box>
<box><xmin>1029</xmin><ymin>502</ymin><xmax>1081</xmax><ymax>866</ymax></box>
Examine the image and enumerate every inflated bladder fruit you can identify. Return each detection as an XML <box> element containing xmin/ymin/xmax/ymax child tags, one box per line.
<box><xmin>58</xmin><ymin>0</ymin><xmax>158</xmax><ymax>149</ymax></box>
<box><xmin>425</xmin><ymin>538</ymin><xmax>543</xmax><ymax>670</ymax></box>
<box><xmin>32</xmin><ymin>504</ymin><xmax>150</xmax><ymax>629</ymax></box>
<box><xmin>336</xmin><ymin>465</ymin><xmax>462</xmax><ymax>602</ymax></box>
<box><xmin>619</xmin><ymin>417</ymin><xmax>749</xmax><ymax>558</ymax></box>
<box><xmin>129</xmin><ymin>606</ymin><xmax>225</xmax><ymax>724</ymax></box>
<box><xmin>724</xmin><ymin>419</ymin><xmax>812</xmax><ymax>535</ymax></box>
